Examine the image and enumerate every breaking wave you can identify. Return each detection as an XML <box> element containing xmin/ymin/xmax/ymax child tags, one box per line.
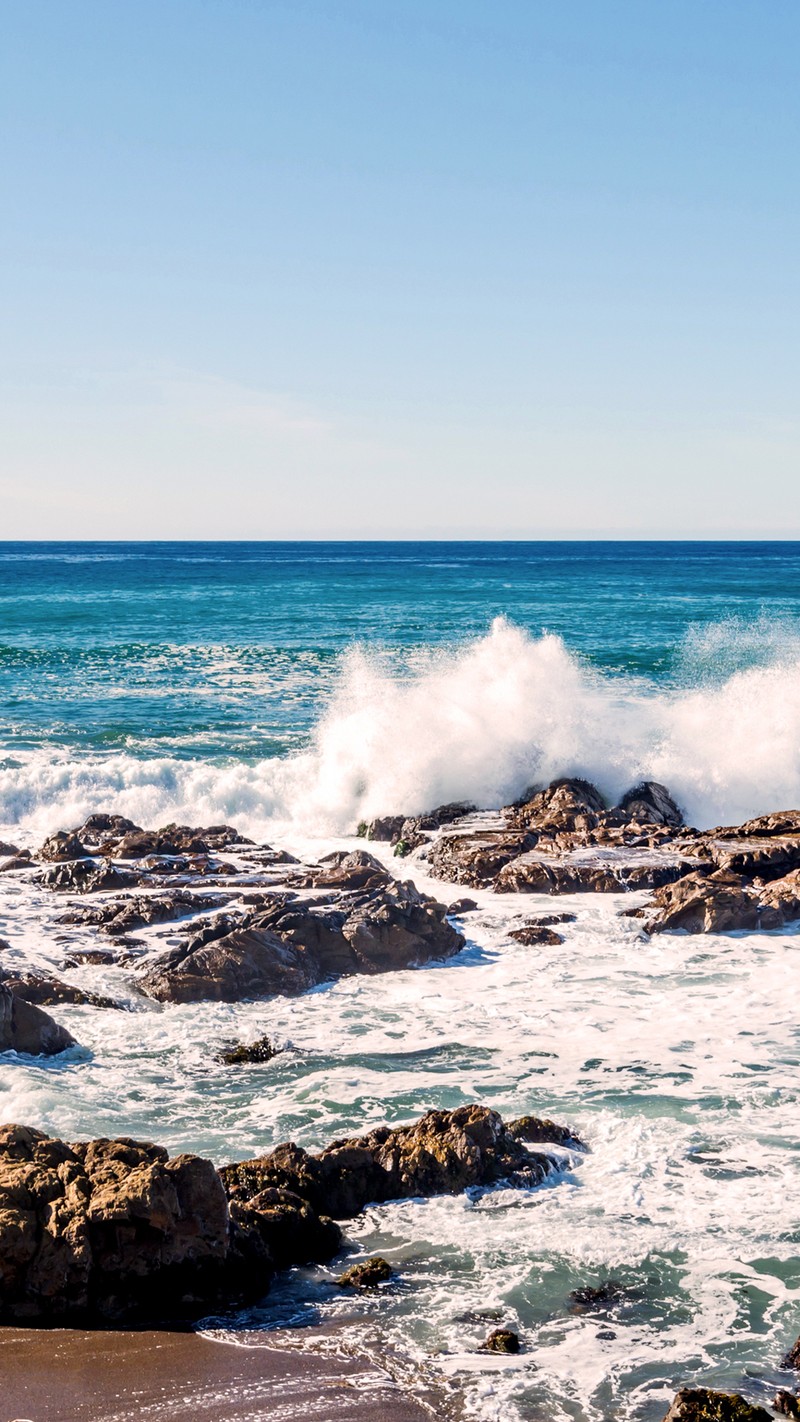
<box><xmin>2</xmin><ymin>617</ymin><xmax>800</xmax><ymax>839</ymax></box>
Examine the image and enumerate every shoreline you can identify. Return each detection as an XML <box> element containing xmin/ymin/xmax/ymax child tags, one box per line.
<box><xmin>0</xmin><ymin>1322</ymin><xmax>439</xmax><ymax>1422</ymax></box>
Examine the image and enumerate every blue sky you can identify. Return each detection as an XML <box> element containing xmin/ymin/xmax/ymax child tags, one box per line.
<box><xmin>1</xmin><ymin>0</ymin><xmax>798</xmax><ymax>537</ymax></box>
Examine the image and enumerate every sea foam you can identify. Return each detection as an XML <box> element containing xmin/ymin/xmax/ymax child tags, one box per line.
<box><xmin>2</xmin><ymin>617</ymin><xmax>800</xmax><ymax>839</ymax></box>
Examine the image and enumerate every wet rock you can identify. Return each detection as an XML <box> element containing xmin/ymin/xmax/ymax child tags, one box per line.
<box><xmin>508</xmin><ymin>778</ymin><xmax>607</xmax><ymax>833</ymax></box>
<box><xmin>662</xmin><ymin>1389</ymin><xmax>773</xmax><ymax>1422</ymax></box>
<box><xmin>782</xmin><ymin>1332</ymin><xmax>800</xmax><ymax>1369</ymax></box>
<box><xmin>0</xmin><ymin>840</ymin><xmax>20</xmax><ymax>856</ymax></box>
<box><xmin>218</xmin><ymin>1035</ymin><xmax>279</xmax><ymax>1065</ymax></box>
<box><xmin>42</xmin><ymin>859</ymin><xmax>141</xmax><ymax>894</ymax></box>
<box><xmin>480</xmin><ymin>1328</ymin><xmax>520</xmax><ymax>1354</ymax></box>
<box><xmin>774</xmin><ymin>1393</ymin><xmax>800</xmax><ymax>1419</ymax></box>
<box><xmin>644</xmin><ymin>869</ymin><xmax>767</xmax><ymax>934</ymax></box>
<box><xmin>507</xmin><ymin>1116</ymin><xmax>587</xmax><ymax>1150</ymax></box>
<box><xmin>140</xmin><ymin>882</ymin><xmax>462</xmax><ymax>1004</ymax></box>
<box><xmin>39</xmin><ymin>831</ymin><xmax>90</xmax><ymax>862</ymax></box>
<box><xmin>568</xmin><ymin>1280</ymin><xmax>623</xmax><ymax>1313</ymax></box>
<box><xmin>220</xmin><ymin>1104</ymin><xmax>561</xmax><ymax>1221</ymax></box>
<box><xmin>0</xmin><ymin>852</ymin><xmax>34</xmax><ymax>873</ymax></box>
<box><xmin>77</xmin><ymin>813</ymin><xmax>142</xmax><ymax>843</ymax></box>
<box><xmin>229</xmin><ymin>1185</ymin><xmax>341</xmax><ymax>1272</ymax></box>
<box><xmin>448</xmin><ymin>897</ymin><xmax>478</xmax><ymax>914</ymax></box>
<box><xmin>357</xmin><ymin>816</ymin><xmax>406</xmax><ymax>842</ymax></box>
<box><xmin>338</xmin><ymin>1256</ymin><xmax>393</xmax><ymax>1288</ymax></box>
<box><xmin>508</xmin><ymin>923</ymin><xmax>564</xmax><ymax>945</ymax></box>
<box><xmin>429</xmin><ymin>830</ymin><xmax>537</xmax><ymax>888</ymax></box>
<box><xmin>0</xmin><ymin>972</ymin><xmax>120</xmax><ymax>1010</ymax></box>
<box><xmin>58</xmin><ymin>890</ymin><xmax>229</xmax><ymax>935</ymax></box>
<box><xmin>617</xmin><ymin>781</ymin><xmax>684</xmax><ymax>827</ymax></box>
<box><xmin>94</xmin><ymin>822</ymin><xmax>252</xmax><ymax>859</ymax></box>
<box><xmin>0</xmin><ymin>984</ymin><xmax>77</xmax><ymax>1056</ymax></box>
<box><xmin>290</xmin><ymin>849</ymin><xmax>392</xmax><ymax>891</ymax></box>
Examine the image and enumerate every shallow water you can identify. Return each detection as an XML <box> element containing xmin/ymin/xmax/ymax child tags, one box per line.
<box><xmin>2</xmin><ymin>541</ymin><xmax>800</xmax><ymax>1419</ymax></box>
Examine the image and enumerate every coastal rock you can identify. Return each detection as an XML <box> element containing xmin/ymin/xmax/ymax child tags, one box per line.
<box><xmin>42</xmin><ymin>859</ymin><xmax>141</xmax><ymax>894</ymax></box>
<box><xmin>447</xmin><ymin>897</ymin><xmax>478</xmax><ymax>914</ymax></box>
<box><xmin>508</xmin><ymin>778</ymin><xmax>607</xmax><ymax>833</ymax></box>
<box><xmin>0</xmin><ymin>971</ymin><xmax>120</xmax><ymax>1010</ymax></box>
<box><xmin>662</xmin><ymin>1389</ymin><xmax>773</xmax><ymax>1422</ymax></box>
<box><xmin>773</xmin><ymin>1394</ymin><xmax>800</xmax><ymax>1419</ymax></box>
<box><xmin>617</xmin><ymin>781</ymin><xmax>684</xmax><ymax>827</ymax></box>
<box><xmin>480</xmin><ymin>1328</ymin><xmax>520</xmax><ymax>1354</ymax></box>
<box><xmin>507</xmin><ymin>1116</ymin><xmax>587</xmax><ymax>1149</ymax></box>
<box><xmin>568</xmin><ymin>1280</ymin><xmax>624</xmax><ymax>1313</ymax></box>
<box><xmin>338</xmin><ymin>1256</ymin><xmax>394</xmax><ymax>1288</ymax></box>
<box><xmin>140</xmin><ymin>882</ymin><xmax>462</xmax><ymax>1004</ymax></box>
<box><xmin>220</xmin><ymin>1105</ymin><xmax>560</xmax><ymax>1220</ymax></box>
<box><xmin>644</xmin><ymin>869</ymin><xmax>769</xmax><ymax>934</ymax></box>
<box><xmin>781</xmin><ymin>1332</ymin><xmax>800</xmax><ymax>1369</ymax></box>
<box><xmin>0</xmin><ymin>984</ymin><xmax>77</xmax><ymax>1056</ymax></box>
<box><xmin>39</xmin><ymin>831</ymin><xmax>90</xmax><ymax>862</ymax></box>
<box><xmin>290</xmin><ymin>849</ymin><xmax>392</xmax><ymax>891</ymax></box>
<box><xmin>357</xmin><ymin>815</ymin><xmax>406</xmax><ymax>842</ymax></box>
<box><xmin>508</xmin><ymin>922</ymin><xmax>564</xmax><ymax>945</ymax></box>
<box><xmin>58</xmin><ymin>890</ymin><xmax>230</xmax><ymax>935</ymax></box>
<box><xmin>218</xmin><ymin>1035</ymin><xmax>279</xmax><ymax>1065</ymax></box>
<box><xmin>428</xmin><ymin>830</ymin><xmax>537</xmax><ymax>888</ymax></box>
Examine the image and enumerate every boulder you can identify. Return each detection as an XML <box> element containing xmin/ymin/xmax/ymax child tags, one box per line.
<box><xmin>508</xmin><ymin>779</ymin><xmax>606</xmax><ymax>833</ymax></box>
<box><xmin>140</xmin><ymin>882</ymin><xmax>463</xmax><ymax>1004</ymax></box>
<box><xmin>357</xmin><ymin>816</ymin><xmax>406</xmax><ymax>843</ymax></box>
<box><xmin>0</xmin><ymin>985</ymin><xmax>77</xmax><ymax>1056</ymax></box>
<box><xmin>617</xmin><ymin>781</ymin><xmax>684</xmax><ymax>827</ymax></box>
<box><xmin>662</xmin><ymin>1390</ymin><xmax>773</xmax><ymax>1422</ymax></box>
<box><xmin>429</xmin><ymin>830</ymin><xmax>537</xmax><ymax>888</ymax></box>
<box><xmin>290</xmin><ymin>849</ymin><xmax>392</xmax><ymax>891</ymax></box>
<box><xmin>39</xmin><ymin>831</ymin><xmax>90</xmax><ymax>862</ymax></box>
<box><xmin>507</xmin><ymin>1116</ymin><xmax>587</xmax><ymax>1150</ymax></box>
<box><xmin>338</xmin><ymin>1256</ymin><xmax>393</xmax><ymax>1288</ymax></box>
<box><xmin>644</xmin><ymin>869</ymin><xmax>774</xmax><ymax>934</ymax></box>
<box><xmin>42</xmin><ymin>859</ymin><xmax>141</xmax><ymax>894</ymax></box>
<box><xmin>774</xmin><ymin>1394</ymin><xmax>800</xmax><ymax>1419</ymax></box>
<box><xmin>568</xmin><ymin>1280</ymin><xmax>624</xmax><ymax>1313</ymax></box>
<box><xmin>220</xmin><ymin>1105</ymin><xmax>560</xmax><ymax>1220</ymax></box>
<box><xmin>480</xmin><ymin>1328</ymin><xmax>520</xmax><ymax>1354</ymax></box>
<box><xmin>218</xmin><ymin>1035</ymin><xmax>279</xmax><ymax>1066</ymax></box>
<box><xmin>508</xmin><ymin>923</ymin><xmax>564</xmax><ymax>945</ymax></box>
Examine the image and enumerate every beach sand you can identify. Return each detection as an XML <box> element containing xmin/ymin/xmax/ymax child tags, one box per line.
<box><xmin>0</xmin><ymin>1325</ymin><xmax>435</xmax><ymax>1422</ymax></box>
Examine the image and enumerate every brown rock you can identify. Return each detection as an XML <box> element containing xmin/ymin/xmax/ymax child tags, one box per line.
<box><xmin>644</xmin><ymin>869</ymin><xmax>767</xmax><ymax>934</ymax></box>
<box><xmin>338</xmin><ymin>1256</ymin><xmax>393</xmax><ymax>1288</ymax></box>
<box><xmin>429</xmin><ymin>830</ymin><xmax>537</xmax><ymax>888</ymax></box>
<box><xmin>507</xmin><ymin>1116</ymin><xmax>586</xmax><ymax>1149</ymax></box>
<box><xmin>617</xmin><ymin>781</ymin><xmax>684</xmax><ymax>827</ymax></box>
<box><xmin>0</xmin><ymin>972</ymin><xmax>120</xmax><ymax>1010</ymax></box>
<box><xmin>39</xmin><ymin>831</ymin><xmax>90</xmax><ymax>862</ymax></box>
<box><xmin>0</xmin><ymin>984</ymin><xmax>77</xmax><ymax>1056</ymax></box>
<box><xmin>774</xmin><ymin>1393</ymin><xmax>800</xmax><ymax>1419</ymax></box>
<box><xmin>508</xmin><ymin>923</ymin><xmax>564</xmax><ymax>945</ymax></box>
<box><xmin>290</xmin><ymin>849</ymin><xmax>392</xmax><ymax>891</ymax></box>
<box><xmin>661</xmin><ymin>1389</ymin><xmax>773</xmax><ymax>1422</ymax></box>
<box><xmin>480</xmin><ymin>1328</ymin><xmax>520</xmax><ymax>1354</ymax></box>
<box><xmin>42</xmin><ymin>859</ymin><xmax>141</xmax><ymax>894</ymax></box>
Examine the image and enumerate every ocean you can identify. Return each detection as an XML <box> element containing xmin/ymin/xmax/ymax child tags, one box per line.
<box><xmin>2</xmin><ymin>540</ymin><xmax>800</xmax><ymax>1421</ymax></box>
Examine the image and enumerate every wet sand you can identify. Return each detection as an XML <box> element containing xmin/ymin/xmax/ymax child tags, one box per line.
<box><xmin>0</xmin><ymin>1325</ymin><xmax>435</xmax><ymax>1422</ymax></box>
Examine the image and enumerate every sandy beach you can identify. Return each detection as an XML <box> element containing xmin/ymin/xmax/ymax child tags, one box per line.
<box><xmin>0</xmin><ymin>1325</ymin><xmax>435</xmax><ymax>1422</ymax></box>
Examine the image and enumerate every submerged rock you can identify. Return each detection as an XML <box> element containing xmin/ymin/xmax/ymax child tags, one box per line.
<box><xmin>507</xmin><ymin>1116</ymin><xmax>587</xmax><ymax>1150</ymax></box>
<box><xmin>480</xmin><ymin>1328</ymin><xmax>520</xmax><ymax>1354</ymax></box>
<box><xmin>662</xmin><ymin>1389</ymin><xmax>773</xmax><ymax>1422</ymax></box>
<box><xmin>568</xmin><ymin>1280</ymin><xmax>624</xmax><ymax>1313</ymax></box>
<box><xmin>218</xmin><ymin>1035</ymin><xmax>279</xmax><ymax>1066</ymax></box>
<box><xmin>338</xmin><ymin>1256</ymin><xmax>394</xmax><ymax>1288</ymax></box>
<box><xmin>508</xmin><ymin>922</ymin><xmax>564</xmax><ymax>945</ymax></box>
<box><xmin>0</xmin><ymin>984</ymin><xmax>77</xmax><ymax>1056</ymax></box>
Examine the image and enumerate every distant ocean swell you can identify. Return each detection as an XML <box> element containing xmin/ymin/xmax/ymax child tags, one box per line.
<box><xmin>2</xmin><ymin>618</ymin><xmax>800</xmax><ymax>839</ymax></box>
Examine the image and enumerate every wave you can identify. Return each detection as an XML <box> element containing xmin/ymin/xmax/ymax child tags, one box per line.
<box><xmin>2</xmin><ymin>618</ymin><xmax>800</xmax><ymax>839</ymax></box>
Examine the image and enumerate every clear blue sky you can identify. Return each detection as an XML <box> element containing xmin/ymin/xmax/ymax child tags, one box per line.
<box><xmin>1</xmin><ymin>0</ymin><xmax>798</xmax><ymax>537</ymax></box>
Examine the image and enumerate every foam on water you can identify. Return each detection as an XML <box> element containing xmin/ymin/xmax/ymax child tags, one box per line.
<box><xmin>3</xmin><ymin>618</ymin><xmax>800</xmax><ymax>839</ymax></box>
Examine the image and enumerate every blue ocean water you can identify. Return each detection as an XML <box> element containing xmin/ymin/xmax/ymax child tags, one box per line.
<box><xmin>2</xmin><ymin>540</ymin><xmax>800</xmax><ymax>836</ymax></box>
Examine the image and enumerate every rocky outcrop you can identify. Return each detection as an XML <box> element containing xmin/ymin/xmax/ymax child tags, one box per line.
<box><xmin>289</xmin><ymin>849</ymin><xmax>392</xmax><ymax>891</ymax></box>
<box><xmin>644</xmin><ymin>866</ymin><xmax>800</xmax><ymax>934</ymax></box>
<box><xmin>220</xmin><ymin>1105</ymin><xmax>564</xmax><ymax>1220</ymax></box>
<box><xmin>42</xmin><ymin>859</ymin><xmax>141</xmax><ymax>894</ymax></box>
<box><xmin>58</xmin><ymin>890</ymin><xmax>229</xmax><ymax>936</ymax></box>
<box><xmin>661</xmin><ymin>1390</ymin><xmax>773</xmax><ymax>1422</ymax></box>
<box><xmin>140</xmin><ymin>881</ymin><xmax>463</xmax><ymax>1004</ymax></box>
<box><xmin>0</xmin><ymin>971</ymin><xmax>119</xmax><ymax>1010</ymax></box>
<box><xmin>0</xmin><ymin>985</ymin><xmax>77</xmax><ymax>1056</ymax></box>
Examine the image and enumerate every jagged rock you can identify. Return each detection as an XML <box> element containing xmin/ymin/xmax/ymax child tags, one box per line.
<box><xmin>39</xmin><ymin>831</ymin><xmax>90</xmax><ymax>862</ymax></box>
<box><xmin>508</xmin><ymin>923</ymin><xmax>564</xmax><ymax>945</ymax></box>
<box><xmin>58</xmin><ymin>890</ymin><xmax>228</xmax><ymax>935</ymax></box>
<box><xmin>480</xmin><ymin>1328</ymin><xmax>520</xmax><ymax>1354</ymax></box>
<box><xmin>644</xmin><ymin>869</ymin><xmax>771</xmax><ymax>934</ymax></box>
<box><xmin>774</xmin><ymin>1394</ymin><xmax>800</xmax><ymax>1419</ymax></box>
<box><xmin>618</xmin><ymin>781</ymin><xmax>684</xmax><ymax>827</ymax></box>
<box><xmin>0</xmin><ymin>840</ymin><xmax>20</xmax><ymax>856</ymax></box>
<box><xmin>429</xmin><ymin>830</ymin><xmax>537</xmax><ymax>888</ymax></box>
<box><xmin>0</xmin><ymin>972</ymin><xmax>120</xmax><ymax>1010</ymax></box>
<box><xmin>290</xmin><ymin>849</ymin><xmax>392</xmax><ymax>891</ymax></box>
<box><xmin>220</xmin><ymin>1105</ymin><xmax>561</xmax><ymax>1220</ymax></box>
<box><xmin>494</xmin><ymin>850</ymin><xmax>691</xmax><ymax>896</ymax></box>
<box><xmin>507</xmin><ymin>1116</ymin><xmax>586</xmax><ymax>1150</ymax></box>
<box><xmin>0</xmin><ymin>852</ymin><xmax>34</xmax><ymax>873</ymax></box>
<box><xmin>357</xmin><ymin>816</ymin><xmax>406</xmax><ymax>842</ymax></box>
<box><xmin>338</xmin><ymin>1256</ymin><xmax>393</xmax><ymax>1288</ymax></box>
<box><xmin>508</xmin><ymin>779</ymin><xmax>607</xmax><ymax>833</ymax></box>
<box><xmin>782</xmin><ymin>1332</ymin><xmax>800</xmax><ymax>1369</ymax></box>
<box><xmin>140</xmin><ymin>882</ymin><xmax>463</xmax><ymax>1004</ymax></box>
<box><xmin>0</xmin><ymin>985</ymin><xmax>77</xmax><ymax>1055</ymax></box>
<box><xmin>218</xmin><ymin>1035</ymin><xmax>279</xmax><ymax>1066</ymax></box>
<box><xmin>42</xmin><ymin>859</ymin><xmax>141</xmax><ymax>894</ymax></box>
<box><xmin>568</xmin><ymin>1280</ymin><xmax>624</xmax><ymax>1313</ymax></box>
<box><xmin>662</xmin><ymin>1389</ymin><xmax>773</xmax><ymax>1422</ymax></box>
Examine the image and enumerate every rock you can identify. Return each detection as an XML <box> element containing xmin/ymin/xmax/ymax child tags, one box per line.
<box><xmin>661</xmin><ymin>1389</ymin><xmax>774</xmax><ymax>1422</ymax></box>
<box><xmin>429</xmin><ymin>830</ymin><xmax>537</xmax><ymax>888</ymax></box>
<box><xmin>508</xmin><ymin>778</ymin><xmax>607</xmax><ymax>833</ymax></box>
<box><xmin>0</xmin><ymin>853</ymin><xmax>34</xmax><ymax>873</ymax></box>
<box><xmin>58</xmin><ymin>890</ymin><xmax>229</xmax><ymax>935</ymax></box>
<box><xmin>568</xmin><ymin>1280</ymin><xmax>623</xmax><ymax>1313</ymax></box>
<box><xmin>42</xmin><ymin>859</ymin><xmax>141</xmax><ymax>894</ymax></box>
<box><xmin>228</xmin><ymin>1186</ymin><xmax>341</xmax><ymax>1273</ymax></box>
<box><xmin>290</xmin><ymin>849</ymin><xmax>392</xmax><ymax>891</ymax></box>
<box><xmin>480</xmin><ymin>1328</ymin><xmax>520</xmax><ymax>1354</ymax></box>
<box><xmin>644</xmin><ymin>869</ymin><xmax>768</xmax><ymax>934</ymax></box>
<box><xmin>508</xmin><ymin>923</ymin><xmax>564</xmax><ymax>945</ymax></box>
<box><xmin>218</xmin><ymin>1035</ymin><xmax>279</xmax><ymax>1065</ymax></box>
<box><xmin>220</xmin><ymin>1105</ymin><xmax>562</xmax><ymax>1221</ymax></box>
<box><xmin>0</xmin><ymin>840</ymin><xmax>20</xmax><ymax>856</ymax></box>
<box><xmin>393</xmin><ymin>833</ymin><xmax>427</xmax><ymax>858</ymax></box>
<box><xmin>38</xmin><ymin>831</ymin><xmax>90</xmax><ymax>862</ymax></box>
<box><xmin>357</xmin><ymin>816</ymin><xmax>406</xmax><ymax>842</ymax></box>
<box><xmin>617</xmin><ymin>781</ymin><xmax>684</xmax><ymax>827</ymax></box>
<box><xmin>507</xmin><ymin>1116</ymin><xmax>587</xmax><ymax>1150</ymax></box>
<box><xmin>782</xmin><ymin>1333</ymin><xmax>800</xmax><ymax>1369</ymax></box>
<box><xmin>448</xmin><ymin>897</ymin><xmax>478</xmax><ymax>914</ymax></box>
<box><xmin>0</xmin><ymin>972</ymin><xmax>120</xmax><ymax>1010</ymax></box>
<box><xmin>0</xmin><ymin>985</ymin><xmax>77</xmax><ymax>1056</ymax></box>
<box><xmin>140</xmin><ymin>882</ymin><xmax>463</xmax><ymax>1004</ymax></box>
<box><xmin>774</xmin><ymin>1394</ymin><xmax>800</xmax><ymax>1419</ymax></box>
<box><xmin>338</xmin><ymin>1256</ymin><xmax>393</xmax><ymax>1288</ymax></box>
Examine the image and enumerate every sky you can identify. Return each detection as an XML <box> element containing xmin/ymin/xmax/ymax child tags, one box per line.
<box><xmin>1</xmin><ymin>0</ymin><xmax>798</xmax><ymax>539</ymax></box>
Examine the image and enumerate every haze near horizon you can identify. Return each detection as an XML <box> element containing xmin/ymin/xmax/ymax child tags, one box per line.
<box><xmin>1</xmin><ymin>1</ymin><xmax>798</xmax><ymax>539</ymax></box>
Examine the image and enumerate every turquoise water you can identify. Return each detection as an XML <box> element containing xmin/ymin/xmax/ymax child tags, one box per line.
<box><xmin>3</xmin><ymin>542</ymin><xmax>800</xmax><ymax>1421</ymax></box>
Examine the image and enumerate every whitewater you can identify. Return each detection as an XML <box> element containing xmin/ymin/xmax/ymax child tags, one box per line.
<box><xmin>2</xmin><ymin>542</ymin><xmax>800</xmax><ymax>1420</ymax></box>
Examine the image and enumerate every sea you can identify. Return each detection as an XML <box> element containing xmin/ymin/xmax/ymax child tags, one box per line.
<box><xmin>2</xmin><ymin>540</ymin><xmax>800</xmax><ymax>1421</ymax></box>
